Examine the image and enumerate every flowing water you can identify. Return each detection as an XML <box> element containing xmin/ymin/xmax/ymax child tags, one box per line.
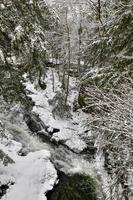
<box><xmin>0</xmin><ymin>70</ymin><xmax>109</xmax><ymax>200</ymax></box>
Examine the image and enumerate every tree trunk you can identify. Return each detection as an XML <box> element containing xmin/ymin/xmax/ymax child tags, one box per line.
<box><xmin>64</xmin><ymin>8</ymin><xmax>71</xmax><ymax>106</ymax></box>
<box><xmin>78</xmin><ymin>21</ymin><xmax>82</xmax><ymax>74</ymax></box>
<box><xmin>52</xmin><ymin>69</ymin><xmax>55</xmax><ymax>92</ymax></box>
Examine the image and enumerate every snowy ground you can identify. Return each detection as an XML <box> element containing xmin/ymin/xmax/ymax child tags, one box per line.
<box><xmin>0</xmin><ymin>137</ymin><xmax>57</xmax><ymax>200</ymax></box>
<box><xmin>25</xmin><ymin>68</ymin><xmax>88</xmax><ymax>152</ymax></box>
<box><xmin>0</xmin><ymin>99</ymin><xmax>57</xmax><ymax>200</ymax></box>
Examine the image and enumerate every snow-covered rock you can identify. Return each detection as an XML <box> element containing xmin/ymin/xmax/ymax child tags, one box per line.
<box><xmin>0</xmin><ymin>138</ymin><xmax>57</xmax><ymax>200</ymax></box>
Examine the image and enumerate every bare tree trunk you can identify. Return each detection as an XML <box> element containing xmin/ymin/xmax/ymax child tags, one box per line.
<box><xmin>65</xmin><ymin>8</ymin><xmax>71</xmax><ymax>106</ymax></box>
<box><xmin>56</xmin><ymin>51</ymin><xmax>61</xmax><ymax>81</ymax></box>
<box><xmin>77</xmin><ymin>20</ymin><xmax>82</xmax><ymax>74</ymax></box>
<box><xmin>51</xmin><ymin>51</ymin><xmax>55</xmax><ymax>92</ymax></box>
<box><xmin>65</xmin><ymin>44</ymin><xmax>70</xmax><ymax>106</ymax></box>
<box><xmin>58</xmin><ymin>57</ymin><xmax>61</xmax><ymax>82</ymax></box>
<box><xmin>62</xmin><ymin>64</ymin><xmax>66</xmax><ymax>90</ymax></box>
<box><xmin>52</xmin><ymin>69</ymin><xmax>55</xmax><ymax>92</ymax></box>
<box><xmin>98</xmin><ymin>0</ymin><xmax>101</xmax><ymax>22</ymax></box>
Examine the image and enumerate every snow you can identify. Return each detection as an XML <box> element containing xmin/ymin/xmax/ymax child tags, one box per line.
<box><xmin>15</xmin><ymin>25</ymin><xmax>24</xmax><ymax>40</ymax></box>
<box><xmin>52</xmin><ymin>127</ymin><xmax>86</xmax><ymax>152</ymax></box>
<box><xmin>0</xmin><ymin>102</ymin><xmax>57</xmax><ymax>200</ymax></box>
<box><xmin>25</xmin><ymin>68</ymin><xmax>87</xmax><ymax>152</ymax></box>
<box><xmin>6</xmin><ymin>56</ymin><xmax>16</xmax><ymax>65</ymax></box>
<box><xmin>0</xmin><ymin>3</ymin><xmax>5</xmax><ymax>9</ymax></box>
<box><xmin>2</xmin><ymin>151</ymin><xmax>56</xmax><ymax>200</ymax></box>
<box><xmin>29</xmin><ymin>0</ymin><xmax>33</xmax><ymax>4</ymax></box>
<box><xmin>25</xmin><ymin>67</ymin><xmax>112</xmax><ymax>196</ymax></box>
<box><xmin>0</xmin><ymin>67</ymin><xmax>111</xmax><ymax>200</ymax></box>
<box><xmin>49</xmin><ymin>58</ymin><xmax>61</xmax><ymax>65</ymax></box>
<box><xmin>0</xmin><ymin>137</ymin><xmax>57</xmax><ymax>200</ymax></box>
<box><xmin>0</xmin><ymin>66</ymin><xmax>112</xmax><ymax>200</ymax></box>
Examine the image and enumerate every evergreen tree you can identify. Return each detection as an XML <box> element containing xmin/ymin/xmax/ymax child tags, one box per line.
<box><xmin>0</xmin><ymin>0</ymin><xmax>55</xmax><ymax>103</ymax></box>
<box><xmin>82</xmin><ymin>0</ymin><xmax>133</xmax><ymax>89</ymax></box>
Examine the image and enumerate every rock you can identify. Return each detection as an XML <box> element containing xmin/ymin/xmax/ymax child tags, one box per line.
<box><xmin>0</xmin><ymin>150</ymin><xmax>15</xmax><ymax>166</ymax></box>
<box><xmin>81</xmin><ymin>146</ymin><xmax>97</xmax><ymax>158</ymax></box>
<box><xmin>46</xmin><ymin>127</ymin><xmax>60</xmax><ymax>134</ymax></box>
<box><xmin>0</xmin><ymin>182</ymin><xmax>14</xmax><ymax>199</ymax></box>
<box><xmin>24</xmin><ymin>111</ymin><xmax>60</xmax><ymax>144</ymax></box>
<box><xmin>24</xmin><ymin>112</ymin><xmax>47</xmax><ymax>133</ymax></box>
<box><xmin>0</xmin><ymin>184</ymin><xmax>9</xmax><ymax>198</ymax></box>
<box><xmin>26</xmin><ymin>96</ymin><xmax>35</xmax><ymax>107</ymax></box>
<box><xmin>24</xmin><ymin>111</ymin><xmax>60</xmax><ymax>133</ymax></box>
<box><xmin>38</xmin><ymin>79</ymin><xmax>47</xmax><ymax>90</ymax></box>
<box><xmin>18</xmin><ymin>148</ymin><xmax>29</xmax><ymax>157</ymax></box>
<box><xmin>36</xmin><ymin>130</ymin><xmax>51</xmax><ymax>143</ymax></box>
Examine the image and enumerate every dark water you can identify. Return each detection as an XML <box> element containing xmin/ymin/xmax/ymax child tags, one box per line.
<box><xmin>46</xmin><ymin>171</ymin><xmax>99</xmax><ymax>200</ymax></box>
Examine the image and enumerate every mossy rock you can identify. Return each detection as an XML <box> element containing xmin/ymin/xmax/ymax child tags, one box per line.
<box><xmin>47</xmin><ymin>172</ymin><xmax>99</xmax><ymax>200</ymax></box>
<box><xmin>78</xmin><ymin>94</ymin><xmax>86</xmax><ymax>108</ymax></box>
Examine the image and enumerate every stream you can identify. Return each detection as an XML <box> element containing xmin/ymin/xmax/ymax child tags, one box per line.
<box><xmin>0</xmin><ymin>68</ymin><xmax>109</xmax><ymax>200</ymax></box>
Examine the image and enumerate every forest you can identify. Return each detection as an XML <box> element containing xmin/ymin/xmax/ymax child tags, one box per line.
<box><xmin>0</xmin><ymin>0</ymin><xmax>133</xmax><ymax>200</ymax></box>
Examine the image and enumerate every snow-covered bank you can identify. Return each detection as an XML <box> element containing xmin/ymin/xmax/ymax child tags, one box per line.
<box><xmin>0</xmin><ymin>67</ymin><xmax>111</xmax><ymax>200</ymax></box>
<box><xmin>0</xmin><ymin>68</ymin><xmax>93</xmax><ymax>200</ymax></box>
<box><xmin>0</xmin><ymin>101</ymin><xmax>57</xmax><ymax>200</ymax></box>
<box><xmin>24</xmin><ymin>68</ymin><xmax>110</xmax><ymax>197</ymax></box>
<box><xmin>25</xmin><ymin>68</ymin><xmax>87</xmax><ymax>153</ymax></box>
<box><xmin>0</xmin><ymin>137</ymin><xmax>57</xmax><ymax>200</ymax></box>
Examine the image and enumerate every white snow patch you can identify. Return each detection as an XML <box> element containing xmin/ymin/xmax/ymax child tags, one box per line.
<box><xmin>25</xmin><ymin>68</ymin><xmax>86</xmax><ymax>152</ymax></box>
<box><xmin>0</xmin><ymin>3</ymin><xmax>5</xmax><ymax>9</ymax></box>
<box><xmin>0</xmin><ymin>107</ymin><xmax>57</xmax><ymax>200</ymax></box>
<box><xmin>0</xmin><ymin>139</ymin><xmax>57</xmax><ymax>200</ymax></box>
<box><xmin>15</xmin><ymin>25</ymin><xmax>24</xmax><ymax>39</ymax></box>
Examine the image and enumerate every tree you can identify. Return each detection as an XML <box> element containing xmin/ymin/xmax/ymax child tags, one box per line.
<box><xmin>83</xmin><ymin>85</ymin><xmax>133</xmax><ymax>200</ymax></box>
<box><xmin>83</xmin><ymin>0</ymin><xmax>133</xmax><ymax>89</ymax></box>
<box><xmin>0</xmin><ymin>0</ymin><xmax>55</xmax><ymax>103</ymax></box>
<box><xmin>77</xmin><ymin>0</ymin><xmax>133</xmax><ymax>199</ymax></box>
<box><xmin>64</xmin><ymin>7</ymin><xmax>71</xmax><ymax>105</ymax></box>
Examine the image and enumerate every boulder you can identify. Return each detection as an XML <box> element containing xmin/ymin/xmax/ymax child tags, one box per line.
<box><xmin>0</xmin><ymin>182</ymin><xmax>14</xmax><ymax>199</ymax></box>
<box><xmin>24</xmin><ymin>111</ymin><xmax>60</xmax><ymax>143</ymax></box>
<box><xmin>24</xmin><ymin>112</ymin><xmax>47</xmax><ymax>133</ymax></box>
<box><xmin>0</xmin><ymin>184</ymin><xmax>9</xmax><ymax>198</ymax></box>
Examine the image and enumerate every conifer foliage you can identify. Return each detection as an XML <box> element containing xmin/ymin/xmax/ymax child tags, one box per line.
<box><xmin>0</xmin><ymin>0</ymin><xmax>54</xmax><ymax>103</ymax></box>
<box><xmin>83</xmin><ymin>0</ymin><xmax>133</xmax><ymax>89</ymax></box>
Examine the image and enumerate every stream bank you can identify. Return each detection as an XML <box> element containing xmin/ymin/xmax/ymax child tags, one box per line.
<box><xmin>0</xmin><ymin>68</ymin><xmax>109</xmax><ymax>200</ymax></box>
